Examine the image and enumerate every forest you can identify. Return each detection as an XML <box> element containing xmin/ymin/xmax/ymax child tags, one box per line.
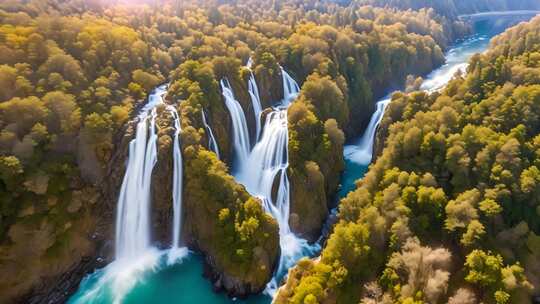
<box><xmin>275</xmin><ymin>14</ymin><xmax>540</xmax><ymax>304</ymax></box>
<box><xmin>0</xmin><ymin>0</ymin><xmax>539</xmax><ymax>303</ymax></box>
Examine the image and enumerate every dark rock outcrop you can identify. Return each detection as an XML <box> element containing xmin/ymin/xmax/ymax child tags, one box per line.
<box><xmin>151</xmin><ymin>108</ymin><xmax>175</xmax><ymax>246</ymax></box>
<box><xmin>289</xmin><ymin>164</ymin><xmax>328</xmax><ymax>242</ymax></box>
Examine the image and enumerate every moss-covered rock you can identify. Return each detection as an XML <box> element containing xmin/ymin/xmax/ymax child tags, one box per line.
<box><xmin>289</xmin><ymin>162</ymin><xmax>327</xmax><ymax>241</ymax></box>
<box><xmin>181</xmin><ymin>145</ymin><xmax>280</xmax><ymax>296</ymax></box>
<box><xmin>253</xmin><ymin>51</ymin><xmax>284</xmax><ymax>109</ymax></box>
<box><xmin>286</xmin><ymin>79</ymin><xmax>346</xmax><ymax>242</ymax></box>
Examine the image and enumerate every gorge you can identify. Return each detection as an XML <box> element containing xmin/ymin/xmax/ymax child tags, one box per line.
<box><xmin>1</xmin><ymin>1</ymin><xmax>540</xmax><ymax>303</ymax></box>
<box><xmin>67</xmin><ymin>10</ymin><xmax>538</xmax><ymax>304</ymax></box>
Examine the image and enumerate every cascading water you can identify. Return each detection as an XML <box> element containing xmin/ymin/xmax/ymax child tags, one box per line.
<box><xmin>221</xmin><ymin>79</ymin><xmax>250</xmax><ymax>166</ymax></box>
<box><xmin>280</xmin><ymin>67</ymin><xmax>300</xmax><ymax>107</ymax></box>
<box><xmin>247</xmin><ymin>68</ymin><xmax>263</xmax><ymax>142</ymax></box>
<box><xmin>168</xmin><ymin>105</ymin><xmax>188</xmax><ymax>263</ymax></box>
<box><xmin>343</xmin><ymin>97</ymin><xmax>390</xmax><ymax>165</ymax></box>
<box><xmin>70</xmin><ymin>86</ymin><xmax>169</xmax><ymax>304</ymax></box>
<box><xmin>115</xmin><ymin>85</ymin><xmax>166</xmax><ymax>259</ymax></box>
<box><xmin>201</xmin><ymin>110</ymin><xmax>220</xmax><ymax>159</ymax></box>
<box><xmin>344</xmin><ymin>32</ymin><xmax>494</xmax><ymax>167</ymax></box>
<box><xmin>235</xmin><ymin>70</ymin><xmax>318</xmax><ymax>296</ymax></box>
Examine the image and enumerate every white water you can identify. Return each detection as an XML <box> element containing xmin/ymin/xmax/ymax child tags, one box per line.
<box><xmin>246</xmin><ymin>58</ymin><xmax>263</xmax><ymax>141</ymax></box>
<box><xmin>281</xmin><ymin>67</ymin><xmax>300</xmax><ymax>107</ymax></box>
<box><xmin>420</xmin><ymin>35</ymin><xmax>489</xmax><ymax>92</ymax></box>
<box><xmin>201</xmin><ymin>110</ymin><xmax>220</xmax><ymax>159</ymax></box>
<box><xmin>168</xmin><ymin>105</ymin><xmax>189</xmax><ymax>264</ymax></box>
<box><xmin>344</xmin><ymin>98</ymin><xmax>391</xmax><ymax>165</ymax></box>
<box><xmin>115</xmin><ymin>85</ymin><xmax>166</xmax><ymax>259</ymax></box>
<box><xmin>221</xmin><ymin>79</ymin><xmax>251</xmax><ymax>166</ymax></box>
<box><xmin>236</xmin><ymin>69</ymin><xmax>318</xmax><ymax>296</ymax></box>
<box><xmin>248</xmin><ymin>71</ymin><xmax>263</xmax><ymax>142</ymax></box>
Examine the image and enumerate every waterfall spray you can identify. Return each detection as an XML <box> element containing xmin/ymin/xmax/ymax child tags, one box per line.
<box><xmin>70</xmin><ymin>84</ymin><xmax>189</xmax><ymax>303</ymax></box>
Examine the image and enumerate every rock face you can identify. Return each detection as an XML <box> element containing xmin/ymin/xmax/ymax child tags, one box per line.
<box><xmin>206</xmin><ymin>93</ymin><xmax>233</xmax><ymax>164</ymax></box>
<box><xmin>288</xmin><ymin>139</ymin><xmax>344</xmax><ymax>242</ymax></box>
<box><xmin>288</xmin><ymin>164</ymin><xmax>328</xmax><ymax>241</ymax></box>
<box><xmin>253</xmin><ymin>63</ymin><xmax>284</xmax><ymax>109</ymax></box>
<box><xmin>150</xmin><ymin>108</ymin><xmax>175</xmax><ymax>246</ymax></box>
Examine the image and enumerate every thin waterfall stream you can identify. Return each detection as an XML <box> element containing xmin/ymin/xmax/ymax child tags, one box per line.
<box><xmin>201</xmin><ymin>110</ymin><xmax>220</xmax><ymax>159</ymax></box>
<box><xmin>246</xmin><ymin>59</ymin><xmax>263</xmax><ymax>142</ymax></box>
<box><xmin>344</xmin><ymin>32</ymin><xmax>495</xmax><ymax>167</ymax></box>
<box><xmin>168</xmin><ymin>104</ymin><xmax>188</xmax><ymax>263</ymax></box>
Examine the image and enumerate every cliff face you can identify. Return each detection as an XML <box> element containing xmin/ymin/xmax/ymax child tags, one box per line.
<box><xmin>151</xmin><ymin>108</ymin><xmax>176</xmax><ymax>246</ymax></box>
<box><xmin>254</xmin><ymin>64</ymin><xmax>284</xmax><ymax>109</ymax></box>
<box><xmin>288</xmin><ymin>134</ymin><xmax>345</xmax><ymax>242</ymax></box>
<box><xmin>207</xmin><ymin>93</ymin><xmax>233</xmax><ymax>165</ymax></box>
<box><xmin>288</xmin><ymin>165</ymin><xmax>328</xmax><ymax>241</ymax></box>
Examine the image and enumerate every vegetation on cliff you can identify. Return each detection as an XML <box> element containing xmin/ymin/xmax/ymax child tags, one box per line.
<box><xmin>276</xmin><ymin>15</ymin><xmax>540</xmax><ymax>304</ymax></box>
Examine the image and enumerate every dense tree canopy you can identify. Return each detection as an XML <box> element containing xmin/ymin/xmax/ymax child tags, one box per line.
<box><xmin>276</xmin><ymin>14</ymin><xmax>540</xmax><ymax>304</ymax></box>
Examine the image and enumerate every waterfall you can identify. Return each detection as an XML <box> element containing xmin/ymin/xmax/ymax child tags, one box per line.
<box><xmin>344</xmin><ymin>97</ymin><xmax>391</xmax><ymax>166</ymax></box>
<box><xmin>247</xmin><ymin>70</ymin><xmax>263</xmax><ymax>142</ymax></box>
<box><xmin>280</xmin><ymin>67</ymin><xmax>300</xmax><ymax>106</ymax></box>
<box><xmin>236</xmin><ymin>69</ymin><xmax>317</xmax><ymax>296</ymax></box>
<box><xmin>221</xmin><ymin>79</ymin><xmax>250</xmax><ymax>167</ymax></box>
<box><xmin>115</xmin><ymin>85</ymin><xmax>167</xmax><ymax>259</ymax></box>
<box><xmin>169</xmin><ymin>106</ymin><xmax>183</xmax><ymax>248</ymax></box>
<box><xmin>237</xmin><ymin>111</ymin><xmax>289</xmax><ymax>223</ymax></box>
<box><xmin>70</xmin><ymin>85</ymin><xmax>169</xmax><ymax>304</ymax></box>
<box><xmin>201</xmin><ymin>110</ymin><xmax>220</xmax><ymax>159</ymax></box>
<box><xmin>167</xmin><ymin>105</ymin><xmax>189</xmax><ymax>264</ymax></box>
<box><xmin>71</xmin><ymin>84</ymin><xmax>189</xmax><ymax>303</ymax></box>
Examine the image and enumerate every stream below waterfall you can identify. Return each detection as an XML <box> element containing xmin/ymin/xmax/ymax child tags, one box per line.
<box><xmin>68</xmin><ymin>12</ymin><xmax>537</xmax><ymax>304</ymax></box>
